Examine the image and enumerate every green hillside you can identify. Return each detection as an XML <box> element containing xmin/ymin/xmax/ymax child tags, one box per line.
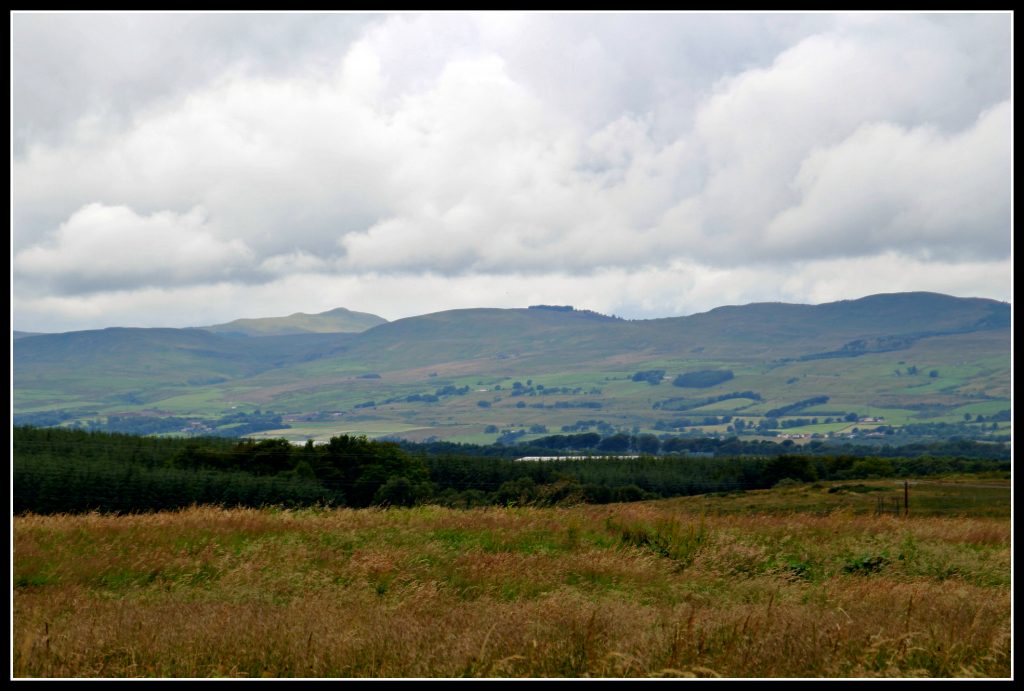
<box><xmin>200</xmin><ymin>307</ymin><xmax>386</xmax><ymax>336</ymax></box>
<box><xmin>642</xmin><ymin>292</ymin><xmax>1010</xmax><ymax>358</ymax></box>
<box><xmin>13</xmin><ymin>328</ymin><xmax>355</xmax><ymax>410</ymax></box>
<box><xmin>13</xmin><ymin>293</ymin><xmax>1011</xmax><ymax>445</ymax></box>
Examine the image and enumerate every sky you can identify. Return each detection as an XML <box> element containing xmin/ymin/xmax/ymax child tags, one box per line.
<box><xmin>11</xmin><ymin>11</ymin><xmax>1013</xmax><ymax>333</ymax></box>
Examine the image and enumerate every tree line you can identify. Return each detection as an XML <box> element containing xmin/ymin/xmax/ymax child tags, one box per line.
<box><xmin>13</xmin><ymin>426</ymin><xmax>1008</xmax><ymax>515</ymax></box>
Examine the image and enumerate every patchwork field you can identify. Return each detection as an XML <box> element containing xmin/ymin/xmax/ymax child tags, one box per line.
<box><xmin>13</xmin><ymin>295</ymin><xmax>1011</xmax><ymax>444</ymax></box>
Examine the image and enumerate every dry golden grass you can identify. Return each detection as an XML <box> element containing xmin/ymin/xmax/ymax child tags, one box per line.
<box><xmin>13</xmin><ymin>497</ymin><xmax>1011</xmax><ymax>679</ymax></box>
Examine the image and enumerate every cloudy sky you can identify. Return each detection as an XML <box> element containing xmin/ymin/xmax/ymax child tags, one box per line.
<box><xmin>11</xmin><ymin>11</ymin><xmax>1012</xmax><ymax>333</ymax></box>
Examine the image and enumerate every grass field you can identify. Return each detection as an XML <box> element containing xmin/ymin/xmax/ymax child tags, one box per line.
<box><xmin>13</xmin><ymin>477</ymin><xmax>1010</xmax><ymax>678</ymax></box>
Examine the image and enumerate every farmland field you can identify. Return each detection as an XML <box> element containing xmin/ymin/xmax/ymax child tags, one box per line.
<box><xmin>14</xmin><ymin>296</ymin><xmax>1011</xmax><ymax>445</ymax></box>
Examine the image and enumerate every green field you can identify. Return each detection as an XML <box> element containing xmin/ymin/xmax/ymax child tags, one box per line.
<box><xmin>13</xmin><ymin>295</ymin><xmax>1011</xmax><ymax>444</ymax></box>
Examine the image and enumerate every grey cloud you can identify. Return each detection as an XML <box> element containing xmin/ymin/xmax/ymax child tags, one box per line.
<box><xmin>11</xmin><ymin>12</ymin><xmax>1012</xmax><ymax>330</ymax></box>
<box><xmin>13</xmin><ymin>12</ymin><xmax>377</xmax><ymax>155</ymax></box>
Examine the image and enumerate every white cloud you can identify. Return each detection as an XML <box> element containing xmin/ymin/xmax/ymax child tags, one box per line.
<box><xmin>673</xmin><ymin>19</ymin><xmax>1011</xmax><ymax>266</ymax></box>
<box><xmin>764</xmin><ymin>101</ymin><xmax>1010</xmax><ymax>261</ymax></box>
<box><xmin>11</xmin><ymin>12</ymin><xmax>1012</xmax><ymax>331</ymax></box>
<box><xmin>14</xmin><ymin>203</ymin><xmax>253</xmax><ymax>294</ymax></box>
<box><xmin>13</xmin><ymin>254</ymin><xmax>1010</xmax><ymax>334</ymax></box>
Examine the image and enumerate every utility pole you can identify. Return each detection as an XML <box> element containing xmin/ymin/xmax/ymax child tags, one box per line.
<box><xmin>904</xmin><ymin>480</ymin><xmax>909</xmax><ymax>516</ymax></box>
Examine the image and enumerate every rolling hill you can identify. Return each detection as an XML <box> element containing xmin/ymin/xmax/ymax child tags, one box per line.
<box><xmin>13</xmin><ymin>293</ymin><xmax>1011</xmax><ymax>444</ymax></box>
<box><xmin>199</xmin><ymin>307</ymin><xmax>387</xmax><ymax>336</ymax></box>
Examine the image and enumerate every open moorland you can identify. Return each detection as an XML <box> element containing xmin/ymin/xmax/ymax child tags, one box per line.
<box><xmin>13</xmin><ymin>477</ymin><xmax>1010</xmax><ymax>679</ymax></box>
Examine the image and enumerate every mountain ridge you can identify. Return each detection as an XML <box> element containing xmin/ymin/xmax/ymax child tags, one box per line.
<box><xmin>13</xmin><ymin>292</ymin><xmax>1011</xmax><ymax>444</ymax></box>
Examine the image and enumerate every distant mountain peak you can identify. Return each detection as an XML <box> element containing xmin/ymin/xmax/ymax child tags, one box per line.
<box><xmin>199</xmin><ymin>307</ymin><xmax>387</xmax><ymax>337</ymax></box>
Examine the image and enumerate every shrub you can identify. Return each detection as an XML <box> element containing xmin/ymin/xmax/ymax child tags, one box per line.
<box><xmin>672</xmin><ymin>370</ymin><xmax>734</xmax><ymax>388</ymax></box>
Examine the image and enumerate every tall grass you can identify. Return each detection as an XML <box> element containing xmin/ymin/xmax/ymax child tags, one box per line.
<box><xmin>14</xmin><ymin>491</ymin><xmax>1010</xmax><ymax>678</ymax></box>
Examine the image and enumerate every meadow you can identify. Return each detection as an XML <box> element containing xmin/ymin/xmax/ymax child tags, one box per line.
<box><xmin>13</xmin><ymin>478</ymin><xmax>1010</xmax><ymax>679</ymax></box>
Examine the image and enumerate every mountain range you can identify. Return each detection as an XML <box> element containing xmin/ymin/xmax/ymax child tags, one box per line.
<box><xmin>12</xmin><ymin>292</ymin><xmax>1011</xmax><ymax>444</ymax></box>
